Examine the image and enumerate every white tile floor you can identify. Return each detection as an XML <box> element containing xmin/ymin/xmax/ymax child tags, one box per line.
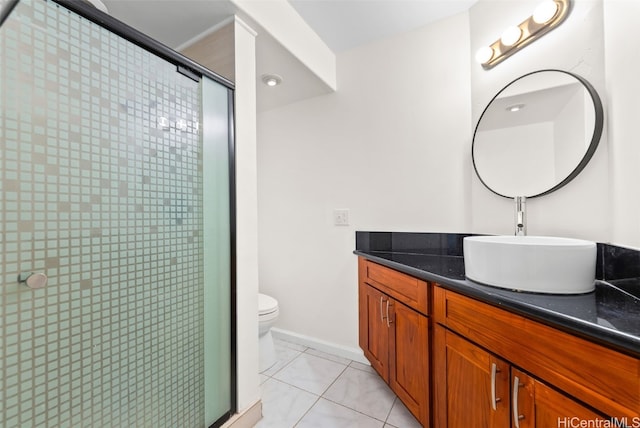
<box><xmin>256</xmin><ymin>339</ymin><xmax>423</xmax><ymax>428</ymax></box>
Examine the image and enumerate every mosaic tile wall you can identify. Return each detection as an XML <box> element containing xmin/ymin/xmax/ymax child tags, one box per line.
<box><xmin>0</xmin><ymin>1</ymin><xmax>207</xmax><ymax>426</ymax></box>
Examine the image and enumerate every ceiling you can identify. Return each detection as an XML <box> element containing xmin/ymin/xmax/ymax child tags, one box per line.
<box><xmin>100</xmin><ymin>0</ymin><xmax>235</xmax><ymax>50</ymax></box>
<box><xmin>289</xmin><ymin>0</ymin><xmax>478</xmax><ymax>53</ymax></box>
<box><xmin>99</xmin><ymin>0</ymin><xmax>479</xmax><ymax>110</ymax></box>
<box><xmin>100</xmin><ymin>0</ymin><xmax>478</xmax><ymax>53</ymax></box>
<box><xmin>479</xmin><ymin>83</ymin><xmax>584</xmax><ymax>130</ymax></box>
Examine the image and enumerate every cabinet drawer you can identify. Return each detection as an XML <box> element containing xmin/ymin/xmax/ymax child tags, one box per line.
<box><xmin>434</xmin><ymin>286</ymin><xmax>640</xmax><ymax>419</ymax></box>
<box><xmin>362</xmin><ymin>259</ymin><xmax>429</xmax><ymax>315</ymax></box>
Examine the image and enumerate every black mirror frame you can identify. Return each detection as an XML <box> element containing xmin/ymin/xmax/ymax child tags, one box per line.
<box><xmin>472</xmin><ymin>69</ymin><xmax>604</xmax><ymax>199</ymax></box>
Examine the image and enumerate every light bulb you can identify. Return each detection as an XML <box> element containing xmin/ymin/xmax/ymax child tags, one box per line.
<box><xmin>261</xmin><ymin>74</ymin><xmax>282</xmax><ymax>87</ymax></box>
<box><xmin>475</xmin><ymin>46</ymin><xmax>495</xmax><ymax>65</ymax></box>
<box><xmin>501</xmin><ymin>26</ymin><xmax>522</xmax><ymax>47</ymax></box>
<box><xmin>533</xmin><ymin>0</ymin><xmax>559</xmax><ymax>24</ymax></box>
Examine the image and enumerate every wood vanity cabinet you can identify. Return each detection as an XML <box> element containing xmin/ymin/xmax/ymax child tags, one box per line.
<box><xmin>359</xmin><ymin>282</ymin><xmax>389</xmax><ymax>378</ymax></box>
<box><xmin>435</xmin><ymin>325</ymin><xmax>510</xmax><ymax>427</ymax></box>
<box><xmin>357</xmin><ymin>259</ymin><xmax>640</xmax><ymax>427</ymax></box>
<box><xmin>434</xmin><ymin>326</ymin><xmax>604</xmax><ymax>428</ymax></box>
<box><xmin>434</xmin><ymin>285</ymin><xmax>640</xmax><ymax>427</ymax></box>
<box><xmin>512</xmin><ymin>368</ymin><xmax>605</xmax><ymax>428</ymax></box>
<box><xmin>358</xmin><ymin>258</ymin><xmax>430</xmax><ymax>427</ymax></box>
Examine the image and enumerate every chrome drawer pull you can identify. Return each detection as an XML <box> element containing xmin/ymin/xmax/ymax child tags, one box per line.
<box><xmin>386</xmin><ymin>300</ymin><xmax>392</xmax><ymax>327</ymax></box>
<box><xmin>491</xmin><ymin>363</ymin><xmax>501</xmax><ymax>411</ymax></box>
<box><xmin>513</xmin><ymin>376</ymin><xmax>524</xmax><ymax>428</ymax></box>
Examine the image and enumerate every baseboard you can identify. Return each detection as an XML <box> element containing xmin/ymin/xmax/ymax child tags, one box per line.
<box><xmin>271</xmin><ymin>328</ymin><xmax>369</xmax><ymax>365</ymax></box>
<box><xmin>221</xmin><ymin>399</ymin><xmax>262</xmax><ymax>428</ymax></box>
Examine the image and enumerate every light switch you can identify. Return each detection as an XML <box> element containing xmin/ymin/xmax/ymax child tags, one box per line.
<box><xmin>333</xmin><ymin>209</ymin><xmax>350</xmax><ymax>226</ymax></box>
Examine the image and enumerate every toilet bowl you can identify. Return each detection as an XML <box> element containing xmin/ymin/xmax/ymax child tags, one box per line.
<box><xmin>258</xmin><ymin>293</ymin><xmax>279</xmax><ymax>372</ymax></box>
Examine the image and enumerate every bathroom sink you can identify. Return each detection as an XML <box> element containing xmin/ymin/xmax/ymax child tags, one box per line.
<box><xmin>463</xmin><ymin>236</ymin><xmax>597</xmax><ymax>294</ymax></box>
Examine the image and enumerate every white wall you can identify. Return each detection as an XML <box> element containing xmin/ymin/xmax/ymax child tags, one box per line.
<box><xmin>554</xmin><ymin>89</ymin><xmax>587</xmax><ymax>180</ymax></box>
<box><xmin>255</xmin><ymin>0</ymin><xmax>640</xmax><ymax>353</ymax></box>
<box><xmin>476</xmin><ymin>122</ymin><xmax>555</xmax><ymax>196</ymax></box>
<box><xmin>257</xmin><ymin>12</ymin><xmax>471</xmax><ymax>349</ymax></box>
<box><xmin>469</xmin><ymin>0</ymin><xmax>609</xmax><ymax>240</ymax></box>
<box><xmin>604</xmin><ymin>0</ymin><xmax>640</xmax><ymax>248</ymax></box>
<box><xmin>230</xmin><ymin>0</ymin><xmax>336</xmax><ymax>90</ymax></box>
<box><xmin>233</xmin><ymin>17</ymin><xmax>261</xmax><ymax>413</ymax></box>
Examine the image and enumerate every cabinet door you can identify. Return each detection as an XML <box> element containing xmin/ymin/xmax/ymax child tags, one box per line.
<box><xmin>358</xmin><ymin>282</ymin><xmax>389</xmax><ymax>381</ymax></box>
<box><xmin>435</xmin><ymin>327</ymin><xmax>510</xmax><ymax>428</ymax></box>
<box><xmin>434</xmin><ymin>286</ymin><xmax>639</xmax><ymax>419</ymax></box>
<box><xmin>512</xmin><ymin>369</ymin><xmax>607</xmax><ymax>428</ymax></box>
<box><xmin>389</xmin><ymin>299</ymin><xmax>430</xmax><ymax>426</ymax></box>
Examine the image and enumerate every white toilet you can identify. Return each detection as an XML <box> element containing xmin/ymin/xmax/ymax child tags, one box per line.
<box><xmin>258</xmin><ymin>293</ymin><xmax>280</xmax><ymax>372</ymax></box>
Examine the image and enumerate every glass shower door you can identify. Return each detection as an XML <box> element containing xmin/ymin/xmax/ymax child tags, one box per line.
<box><xmin>0</xmin><ymin>0</ymin><xmax>233</xmax><ymax>426</ymax></box>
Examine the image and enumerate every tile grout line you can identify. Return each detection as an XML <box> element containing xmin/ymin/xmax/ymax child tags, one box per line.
<box><xmin>347</xmin><ymin>360</ymin><xmax>375</xmax><ymax>373</ymax></box>
<box><xmin>257</xmin><ymin>376</ymin><xmax>320</xmax><ymax>428</ymax></box>
<box><xmin>291</xmin><ymin>395</ymin><xmax>321</xmax><ymax>428</ymax></box>
<box><xmin>317</xmin><ymin>365</ymin><xmax>399</xmax><ymax>426</ymax></box>
<box><xmin>265</xmin><ymin>341</ymin><xmax>400</xmax><ymax>427</ymax></box>
<box><xmin>320</xmin><ymin>394</ymin><xmax>394</xmax><ymax>425</ymax></box>
<box><xmin>383</xmin><ymin>396</ymin><xmax>399</xmax><ymax>426</ymax></box>
<box><xmin>260</xmin><ymin>344</ymin><xmax>306</xmax><ymax>378</ymax></box>
<box><xmin>290</xmin><ymin>362</ymin><xmax>350</xmax><ymax>428</ymax></box>
<box><xmin>302</xmin><ymin>347</ymin><xmax>352</xmax><ymax>366</ymax></box>
<box><xmin>318</xmin><ymin>363</ymin><xmax>349</xmax><ymax>398</ymax></box>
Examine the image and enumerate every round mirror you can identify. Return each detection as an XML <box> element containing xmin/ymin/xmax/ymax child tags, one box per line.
<box><xmin>472</xmin><ymin>69</ymin><xmax>603</xmax><ymax>198</ymax></box>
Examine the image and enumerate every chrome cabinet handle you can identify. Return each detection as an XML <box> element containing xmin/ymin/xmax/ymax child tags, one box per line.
<box><xmin>386</xmin><ymin>300</ymin><xmax>392</xmax><ymax>327</ymax></box>
<box><xmin>513</xmin><ymin>376</ymin><xmax>524</xmax><ymax>428</ymax></box>
<box><xmin>491</xmin><ymin>363</ymin><xmax>501</xmax><ymax>411</ymax></box>
<box><xmin>380</xmin><ymin>296</ymin><xmax>386</xmax><ymax>321</ymax></box>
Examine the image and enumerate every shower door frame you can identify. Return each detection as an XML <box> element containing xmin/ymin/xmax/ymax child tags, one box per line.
<box><xmin>1</xmin><ymin>0</ymin><xmax>238</xmax><ymax>425</ymax></box>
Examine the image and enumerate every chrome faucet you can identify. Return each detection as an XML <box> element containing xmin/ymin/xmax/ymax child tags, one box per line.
<box><xmin>515</xmin><ymin>196</ymin><xmax>526</xmax><ymax>236</ymax></box>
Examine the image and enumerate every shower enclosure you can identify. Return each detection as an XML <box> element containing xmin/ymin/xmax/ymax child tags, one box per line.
<box><xmin>0</xmin><ymin>0</ymin><xmax>236</xmax><ymax>426</ymax></box>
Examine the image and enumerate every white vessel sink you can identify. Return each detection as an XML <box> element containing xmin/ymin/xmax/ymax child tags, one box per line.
<box><xmin>463</xmin><ymin>236</ymin><xmax>597</xmax><ymax>294</ymax></box>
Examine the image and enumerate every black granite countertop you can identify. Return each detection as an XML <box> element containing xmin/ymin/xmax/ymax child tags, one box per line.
<box><xmin>355</xmin><ymin>232</ymin><xmax>640</xmax><ymax>358</ymax></box>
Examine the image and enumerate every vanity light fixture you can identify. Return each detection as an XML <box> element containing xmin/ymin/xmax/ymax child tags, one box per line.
<box><xmin>476</xmin><ymin>0</ymin><xmax>571</xmax><ymax>69</ymax></box>
<box><xmin>261</xmin><ymin>74</ymin><xmax>283</xmax><ymax>87</ymax></box>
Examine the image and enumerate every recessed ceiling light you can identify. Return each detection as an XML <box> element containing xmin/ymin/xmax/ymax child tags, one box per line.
<box><xmin>261</xmin><ymin>74</ymin><xmax>283</xmax><ymax>87</ymax></box>
<box><xmin>506</xmin><ymin>103</ymin><xmax>526</xmax><ymax>112</ymax></box>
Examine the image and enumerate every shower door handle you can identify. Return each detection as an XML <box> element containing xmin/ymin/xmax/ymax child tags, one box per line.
<box><xmin>19</xmin><ymin>272</ymin><xmax>48</xmax><ymax>289</ymax></box>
